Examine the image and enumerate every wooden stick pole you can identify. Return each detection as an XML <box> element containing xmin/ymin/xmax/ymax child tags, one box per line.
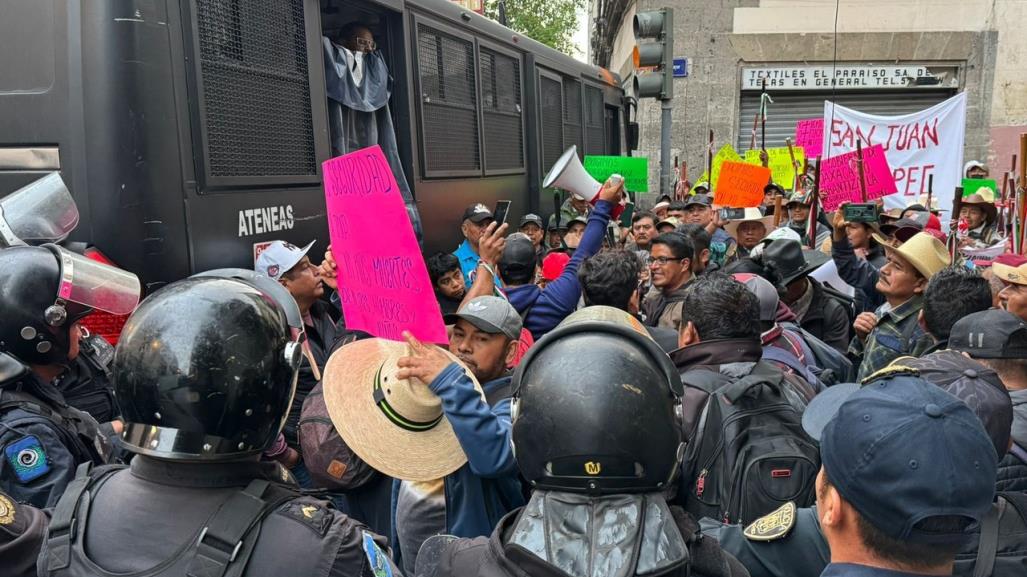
<box><xmin>856</xmin><ymin>140</ymin><xmax>868</xmax><ymax>203</ymax></box>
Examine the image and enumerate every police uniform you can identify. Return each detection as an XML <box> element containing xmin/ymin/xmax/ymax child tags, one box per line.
<box><xmin>39</xmin><ymin>457</ymin><xmax>398</xmax><ymax>577</ymax></box>
<box><xmin>0</xmin><ymin>355</ymin><xmax>107</xmax><ymax>508</ymax></box>
<box><xmin>56</xmin><ymin>333</ymin><xmax>120</xmax><ymax>424</ymax></box>
<box><xmin>40</xmin><ymin>272</ymin><xmax>401</xmax><ymax>577</ymax></box>
<box><xmin>700</xmin><ymin>503</ymin><xmax>827</xmax><ymax>577</ymax></box>
<box><xmin>0</xmin><ymin>489</ymin><xmax>48</xmax><ymax>577</ymax></box>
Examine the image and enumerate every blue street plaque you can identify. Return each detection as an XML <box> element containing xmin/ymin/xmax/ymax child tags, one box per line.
<box><xmin>673</xmin><ymin>58</ymin><xmax>688</xmax><ymax>78</ymax></box>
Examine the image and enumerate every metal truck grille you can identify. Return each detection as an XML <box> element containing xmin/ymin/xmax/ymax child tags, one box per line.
<box><xmin>195</xmin><ymin>0</ymin><xmax>316</xmax><ymax>178</ymax></box>
<box><xmin>585</xmin><ymin>85</ymin><xmax>605</xmax><ymax>155</ymax></box>
<box><xmin>540</xmin><ymin>76</ymin><xmax>564</xmax><ymax>170</ymax></box>
<box><xmin>480</xmin><ymin>48</ymin><xmax>523</xmax><ymax>171</ymax></box>
<box><xmin>562</xmin><ymin>79</ymin><xmax>582</xmax><ymax>155</ymax></box>
<box><xmin>417</xmin><ymin>23</ymin><xmax>480</xmax><ymax>174</ymax></box>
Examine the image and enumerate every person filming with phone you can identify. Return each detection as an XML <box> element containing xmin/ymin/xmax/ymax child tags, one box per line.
<box><xmin>497</xmin><ymin>176</ymin><xmax>624</xmax><ymax>340</ymax></box>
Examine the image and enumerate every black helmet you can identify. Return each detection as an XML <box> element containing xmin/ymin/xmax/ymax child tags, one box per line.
<box><xmin>511</xmin><ymin>306</ymin><xmax>684</xmax><ymax>494</ymax></box>
<box><xmin>114</xmin><ymin>275</ymin><xmax>303</xmax><ymax>460</ymax></box>
<box><xmin>0</xmin><ymin>245</ymin><xmax>140</xmax><ymax>366</ymax></box>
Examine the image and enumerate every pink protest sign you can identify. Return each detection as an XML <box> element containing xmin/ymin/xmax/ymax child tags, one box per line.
<box><xmin>323</xmin><ymin>145</ymin><xmax>448</xmax><ymax>344</ymax></box>
<box><xmin>795</xmin><ymin>119</ymin><xmax>824</xmax><ymax>159</ymax></box>
<box><xmin>819</xmin><ymin>144</ymin><xmax>897</xmax><ymax>212</ymax></box>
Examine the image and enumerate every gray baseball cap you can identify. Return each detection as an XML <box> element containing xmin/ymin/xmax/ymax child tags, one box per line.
<box><xmin>255</xmin><ymin>240</ymin><xmax>315</xmax><ymax>281</ymax></box>
<box><xmin>444</xmin><ymin>296</ymin><xmax>522</xmax><ymax>340</ymax></box>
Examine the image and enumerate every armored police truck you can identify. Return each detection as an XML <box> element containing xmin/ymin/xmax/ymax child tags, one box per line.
<box><xmin>0</xmin><ymin>0</ymin><xmax>627</xmax><ymax>288</ymax></box>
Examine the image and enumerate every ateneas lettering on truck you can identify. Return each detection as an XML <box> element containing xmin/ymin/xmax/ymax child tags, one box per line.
<box><xmin>238</xmin><ymin>205</ymin><xmax>295</xmax><ymax>237</ymax></box>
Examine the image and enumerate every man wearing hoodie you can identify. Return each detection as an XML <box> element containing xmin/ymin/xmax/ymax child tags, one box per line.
<box><xmin>949</xmin><ymin>309</ymin><xmax>1027</xmax><ymax>492</ymax></box>
<box><xmin>497</xmin><ymin>177</ymin><xmax>623</xmax><ymax>340</ymax></box>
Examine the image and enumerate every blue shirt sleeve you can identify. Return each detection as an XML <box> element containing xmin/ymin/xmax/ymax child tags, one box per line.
<box><xmin>428</xmin><ymin>364</ymin><xmax>516</xmax><ymax>478</ymax></box>
<box><xmin>523</xmin><ymin>200</ymin><xmax>614</xmax><ymax>338</ymax></box>
<box><xmin>831</xmin><ymin>234</ymin><xmax>879</xmax><ymax>296</ymax></box>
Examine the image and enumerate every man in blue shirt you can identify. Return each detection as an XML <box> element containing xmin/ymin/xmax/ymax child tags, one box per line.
<box><xmin>453</xmin><ymin>203</ymin><xmax>497</xmax><ymax>289</ymax></box>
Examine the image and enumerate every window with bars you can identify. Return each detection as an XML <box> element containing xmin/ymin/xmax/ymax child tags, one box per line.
<box><xmin>480</xmin><ymin>47</ymin><xmax>524</xmax><ymax>173</ymax></box>
<box><xmin>194</xmin><ymin>0</ymin><xmax>316</xmax><ymax>181</ymax></box>
<box><xmin>416</xmin><ymin>22</ymin><xmax>481</xmax><ymax>175</ymax></box>
<box><xmin>540</xmin><ymin>75</ymin><xmax>565</xmax><ymax>171</ymax></box>
<box><xmin>584</xmin><ymin>85</ymin><xmax>605</xmax><ymax>156</ymax></box>
<box><xmin>563</xmin><ymin>79</ymin><xmax>583</xmax><ymax>157</ymax></box>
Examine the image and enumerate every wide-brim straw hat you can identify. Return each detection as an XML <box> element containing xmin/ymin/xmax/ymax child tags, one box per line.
<box><xmin>324</xmin><ymin>338</ymin><xmax>484</xmax><ymax>482</ymax></box>
<box><xmin>883</xmin><ymin>232</ymin><xmax>951</xmax><ymax>279</ymax></box>
<box><xmin>724</xmin><ymin>208</ymin><xmax>775</xmax><ymax>239</ymax></box>
<box><xmin>961</xmin><ymin>188</ymin><xmax>998</xmax><ymax>224</ymax></box>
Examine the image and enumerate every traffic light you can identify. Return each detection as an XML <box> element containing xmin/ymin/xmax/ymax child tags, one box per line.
<box><xmin>633</xmin><ymin>9</ymin><xmax>674</xmax><ymax>100</ymax></box>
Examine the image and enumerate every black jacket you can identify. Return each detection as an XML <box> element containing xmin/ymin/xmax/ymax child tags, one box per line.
<box><xmin>996</xmin><ymin>447</ymin><xmax>1027</xmax><ymax>493</ymax></box>
<box><xmin>0</xmin><ymin>490</ymin><xmax>47</xmax><ymax>577</ymax></box>
<box><xmin>423</xmin><ymin>504</ymin><xmax>749</xmax><ymax>577</ymax></box>
<box><xmin>795</xmin><ymin>280</ymin><xmax>851</xmax><ymax>355</ymax></box>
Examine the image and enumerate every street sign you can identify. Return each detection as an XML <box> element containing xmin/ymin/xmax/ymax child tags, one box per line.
<box><xmin>673</xmin><ymin>58</ymin><xmax>688</xmax><ymax>78</ymax></box>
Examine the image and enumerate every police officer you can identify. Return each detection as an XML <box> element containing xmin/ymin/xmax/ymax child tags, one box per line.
<box><xmin>416</xmin><ymin>307</ymin><xmax>748</xmax><ymax>577</ymax></box>
<box><xmin>39</xmin><ymin>273</ymin><xmax>400</xmax><ymax>577</ymax></box>
<box><xmin>0</xmin><ymin>244</ymin><xmax>140</xmax><ymax>508</ymax></box>
<box><xmin>2</xmin><ymin>172</ymin><xmax>123</xmax><ymax>425</ymax></box>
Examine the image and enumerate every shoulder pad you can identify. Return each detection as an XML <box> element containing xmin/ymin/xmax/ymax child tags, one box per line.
<box><xmin>277</xmin><ymin>500</ymin><xmax>332</xmax><ymax>536</ymax></box>
<box><xmin>862</xmin><ymin>364</ymin><xmax>919</xmax><ymax>385</ymax></box>
<box><xmin>0</xmin><ymin>493</ymin><xmax>15</xmax><ymax>525</ymax></box>
<box><xmin>743</xmin><ymin>501</ymin><xmax>796</xmax><ymax>542</ymax></box>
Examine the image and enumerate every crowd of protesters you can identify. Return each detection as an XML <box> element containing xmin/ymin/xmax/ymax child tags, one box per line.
<box><xmin>3</xmin><ymin>156</ymin><xmax>1027</xmax><ymax>577</ymax></box>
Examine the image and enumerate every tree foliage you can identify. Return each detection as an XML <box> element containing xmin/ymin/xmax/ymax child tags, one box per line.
<box><xmin>483</xmin><ymin>0</ymin><xmax>584</xmax><ymax>56</ymax></box>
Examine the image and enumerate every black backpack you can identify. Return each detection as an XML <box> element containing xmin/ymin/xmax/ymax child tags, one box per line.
<box><xmin>781</xmin><ymin>321</ymin><xmax>854</xmax><ymax>384</ymax></box>
<box><xmin>677</xmin><ymin>362</ymin><xmax>820</xmax><ymax>525</ymax></box>
<box><xmin>956</xmin><ymin>492</ymin><xmax>1027</xmax><ymax>577</ymax></box>
<box><xmin>820</xmin><ymin>283</ymin><xmax>857</xmax><ymax>324</ymax></box>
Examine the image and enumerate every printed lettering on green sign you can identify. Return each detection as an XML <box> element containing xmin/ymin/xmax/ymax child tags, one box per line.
<box><xmin>583</xmin><ymin>156</ymin><xmax>649</xmax><ymax>193</ymax></box>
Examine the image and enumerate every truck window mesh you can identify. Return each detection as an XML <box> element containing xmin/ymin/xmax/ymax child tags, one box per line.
<box><xmin>540</xmin><ymin>75</ymin><xmax>564</xmax><ymax>171</ymax></box>
<box><xmin>584</xmin><ymin>85</ymin><xmax>605</xmax><ymax>155</ymax></box>
<box><xmin>195</xmin><ymin>0</ymin><xmax>316</xmax><ymax>178</ymax></box>
<box><xmin>480</xmin><ymin>48</ymin><xmax>523</xmax><ymax>171</ymax></box>
<box><xmin>562</xmin><ymin>79</ymin><xmax>582</xmax><ymax>157</ymax></box>
<box><xmin>417</xmin><ymin>23</ymin><xmax>481</xmax><ymax>174</ymax></box>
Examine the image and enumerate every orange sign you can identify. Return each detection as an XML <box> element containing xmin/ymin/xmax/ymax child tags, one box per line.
<box><xmin>715</xmin><ymin>161</ymin><xmax>771</xmax><ymax>208</ymax></box>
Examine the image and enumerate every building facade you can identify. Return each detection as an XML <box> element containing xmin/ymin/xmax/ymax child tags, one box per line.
<box><xmin>591</xmin><ymin>0</ymin><xmax>1027</xmax><ymax>194</ymax></box>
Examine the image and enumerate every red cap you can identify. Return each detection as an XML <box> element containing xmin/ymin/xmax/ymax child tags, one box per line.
<box><xmin>542</xmin><ymin>252</ymin><xmax>570</xmax><ymax>281</ymax></box>
<box><xmin>925</xmin><ymin>213</ymin><xmax>942</xmax><ymax>231</ymax></box>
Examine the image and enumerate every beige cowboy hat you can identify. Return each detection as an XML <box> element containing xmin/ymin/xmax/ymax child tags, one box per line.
<box><xmin>723</xmin><ymin>208</ymin><xmax>774</xmax><ymax>240</ymax></box>
<box><xmin>883</xmin><ymin>232</ymin><xmax>951</xmax><ymax>280</ymax></box>
<box><xmin>961</xmin><ymin>187</ymin><xmax>998</xmax><ymax>224</ymax></box>
<box><xmin>323</xmin><ymin>338</ymin><xmax>484</xmax><ymax>482</ymax></box>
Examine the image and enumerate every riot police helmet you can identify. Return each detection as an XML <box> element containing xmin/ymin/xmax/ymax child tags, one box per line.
<box><xmin>114</xmin><ymin>275</ymin><xmax>303</xmax><ymax>460</ymax></box>
<box><xmin>511</xmin><ymin>306</ymin><xmax>684</xmax><ymax>494</ymax></box>
<box><xmin>0</xmin><ymin>244</ymin><xmax>140</xmax><ymax>366</ymax></box>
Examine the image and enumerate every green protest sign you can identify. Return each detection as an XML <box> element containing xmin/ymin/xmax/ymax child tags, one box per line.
<box><xmin>744</xmin><ymin>147</ymin><xmax>805</xmax><ymax>190</ymax></box>
<box><xmin>961</xmin><ymin>178</ymin><xmax>997</xmax><ymax>200</ymax></box>
<box><xmin>692</xmin><ymin>144</ymin><xmax>742</xmax><ymax>194</ymax></box>
<box><xmin>584</xmin><ymin>156</ymin><xmax>649</xmax><ymax>193</ymax></box>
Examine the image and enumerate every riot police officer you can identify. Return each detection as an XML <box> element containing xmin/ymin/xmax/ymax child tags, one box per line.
<box><xmin>416</xmin><ymin>307</ymin><xmax>748</xmax><ymax>577</ymax></box>
<box><xmin>39</xmin><ymin>273</ymin><xmax>400</xmax><ymax>577</ymax></box>
<box><xmin>0</xmin><ymin>244</ymin><xmax>140</xmax><ymax>507</ymax></box>
<box><xmin>2</xmin><ymin>172</ymin><xmax>123</xmax><ymax>425</ymax></box>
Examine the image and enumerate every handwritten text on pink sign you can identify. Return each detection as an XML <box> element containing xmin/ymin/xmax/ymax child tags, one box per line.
<box><xmin>794</xmin><ymin>119</ymin><xmax>824</xmax><ymax>159</ymax></box>
<box><xmin>819</xmin><ymin>144</ymin><xmax>897</xmax><ymax>212</ymax></box>
<box><xmin>323</xmin><ymin>145</ymin><xmax>447</xmax><ymax>344</ymax></box>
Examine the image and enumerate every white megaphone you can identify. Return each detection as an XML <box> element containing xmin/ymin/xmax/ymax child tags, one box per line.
<box><xmin>542</xmin><ymin>146</ymin><xmax>627</xmax><ymax>218</ymax></box>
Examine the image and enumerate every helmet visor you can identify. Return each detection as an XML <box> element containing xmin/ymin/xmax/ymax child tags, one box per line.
<box><xmin>54</xmin><ymin>246</ymin><xmax>141</xmax><ymax>315</ymax></box>
<box><xmin>0</xmin><ymin>173</ymin><xmax>79</xmax><ymax>246</ymax></box>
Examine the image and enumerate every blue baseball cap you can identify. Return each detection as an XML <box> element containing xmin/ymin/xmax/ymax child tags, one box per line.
<box><xmin>803</xmin><ymin>374</ymin><xmax>997</xmax><ymax>545</ymax></box>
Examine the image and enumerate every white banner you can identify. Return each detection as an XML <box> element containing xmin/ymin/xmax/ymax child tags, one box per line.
<box><xmin>823</xmin><ymin>93</ymin><xmax>967</xmax><ymax>213</ymax></box>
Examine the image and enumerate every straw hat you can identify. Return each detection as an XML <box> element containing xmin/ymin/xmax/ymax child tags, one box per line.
<box><xmin>884</xmin><ymin>232</ymin><xmax>951</xmax><ymax>279</ymax></box>
<box><xmin>657</xmin><ymin>216</ymin><xmax>682</xmax><ymax>231</ymax></box>
<box><xmin>961</xmin><ymin>188</ymin><xmax>998</xmax><ymax>224</ymax></box>
<box><xmin>323</xmin><ymin>338</ymin><xmax>484</xmax><ymax>482</ymax></box>
<box><xmin>993</xmin><ymin>254</ymin><xmax>1027</xmax><ymax>287</ymax></box>
<box><xmin>724</xmin><ymin>208</ymin><xmax>774</xmax><ymax>240</ymax></box>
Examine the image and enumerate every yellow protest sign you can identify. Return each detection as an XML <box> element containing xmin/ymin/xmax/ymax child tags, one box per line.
<box><xmin>692</xmin><ymin>144</ymin><xmax>743</xmax><ymax>194</ymax></box>
<box><xmin>744</xmin><ymin>147</ymin><xmax>805</xmax><ymax>190</ymax></box>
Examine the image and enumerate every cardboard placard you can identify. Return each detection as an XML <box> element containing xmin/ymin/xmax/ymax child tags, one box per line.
<box><xmin>323</xmin><ymin>145</ymin><xmax>448</xmax><ymax>344</ymax></box>
<box><xmin>744</xmin><ymin>146</ymin><xmax>806</xmax><ymax>190</ymax></box>
<box><xmin>584</xmin><ymin>155</ymin><xmax>649</xmax><ymax>193</ymax></box>
<box><xmin>715</xmin><ymin>161</ymin><xmax>772</xmax><ymax>208</ymax></box>
<box><xmin>692</xmin><ymin>144</ymin><xmax>743</xmax><ymax>194</ymax></box>
<box><xmin>795</xmin><ymin>118</ymin><xmax>824</xmax><ymax>159</ymax></box>
<box><xmin>819</xmin><ymin>144</ymin><xmax>897</xmax><ymax>212</ymax></box>
<box><xmin>961</xmin><ymin>178</ymin><xmax>997</xmax><ymax>199</ymax></box>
